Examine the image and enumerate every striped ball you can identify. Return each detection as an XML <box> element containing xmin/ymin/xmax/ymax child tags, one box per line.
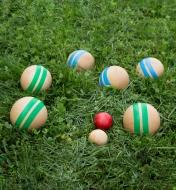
<box><xmin>20</xmin><ymin>65</ymin><xmax>52</xmax><ymax>93</ymax></box>
<box><xmin>123</xmin><ymin>103</ymin><xmax>160</xmax><ymax>135</ymax></box>
<box><xmin>10</xmin><ymin>97</ymin><xmax>48</xmax><ymax>131</ymax></box>
<box><xmin>137</xmin><ymin>57</ymin><xmax>164</xmax><ymax>79</ymax></box>
<box><xmin>67</xmin><ymin>50</ymin><xmax>95</xmax><ymax>71</ymax></box>
<box><xmin>99</xmin><ymin>66</ymin><xmax>129</xmax><ymax>90</ymax></box>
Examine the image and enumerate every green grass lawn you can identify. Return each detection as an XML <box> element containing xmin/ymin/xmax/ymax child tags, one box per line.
<box><xmin>0</xmin><ymin>0</ymin><xmax>176</xmax><ymax>189</ymax></box>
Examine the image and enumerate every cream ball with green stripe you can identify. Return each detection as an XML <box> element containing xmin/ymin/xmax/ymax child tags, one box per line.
<box><xmin>123</xmin><ymin>103</ymin><xmax>160</xmax><ymax>135</ymax></box>
<box><xmin>137</xmin><ymin>57</ymin><xmax>164</xmax><ymax>79</ymax></box>
<box><xmin>20</xmin><ymin>65</ymin><xmax>52</xmax><ymax>93</ymax></box>
<box><xmin>10</xmin><ymin>97</ymin><xmax>48</xmax><ymax>131</ymax></box>
<box><xmin>67</xmin><ymin>50</ymin><xmax>95</xmax><ymax>71</ymax></box>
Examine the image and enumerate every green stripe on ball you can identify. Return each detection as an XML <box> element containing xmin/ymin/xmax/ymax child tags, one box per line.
<box><xmin>141</xmin><ymin>103</ymin><xmax>149</xmax><ymax>134</ymax></box>
<box><xmin>27</xmin><ymin>66</ymin><xmax>41</xmax><ymax>92</ymax></box>
<box><xmin>22</xmin><ymin>101</ymin><xmax>44</xmax><ymax>129</ymax></box>
<box><xmin>133</xmin><ymin>103</ymin><xmax>149</xmax><ymax>134</ymax></box>
<box><xmin>34</xmin><ymin>67</ymin><xmax>47</xmax><ymax>93</ymax></box>
<box><xmin>15</xmin><ymin>98</ymin><xmax>37</xmax><ymax>128</ymax></box>
<box><xmin>26</xmin><ymin>65</ymin><xmax>48</xmax><ymax>93</ymax></box>
<box><xmin>133</xmin><ymin>103</ymin><xmax>140</xmax><ymax>134</ymax></box>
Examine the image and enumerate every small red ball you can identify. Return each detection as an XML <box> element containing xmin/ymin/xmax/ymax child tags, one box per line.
<box><xmin>93</xmin><ymin>112</ymin><xmax>113</xmax><ymax>130</ymax></box>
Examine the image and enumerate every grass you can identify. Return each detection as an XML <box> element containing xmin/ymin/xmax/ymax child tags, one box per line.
<box><xmin>0</xmin><ymin>0</ymin><xmax>176</xmax><ymax>189</ymax></box>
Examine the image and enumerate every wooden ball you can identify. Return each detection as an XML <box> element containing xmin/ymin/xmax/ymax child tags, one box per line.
<box><xmin>67</xmin><ymin>50</ymin><xmax>95</xmax><ymax>71</ymax></box>
<box><xmin>123</xmin><ymin>103</ymin><xmax>160</xmax><ymax>135</ymax></box>
<box><xmin>20</xmin><ymin>65</ymin><xmax>52</xmax><ymax>93</ymax></box>
<box><xmin>99</xmin><ymin>66</ymin><xmax>129</xmax><ymax>89</ymax></box>
<box><xmin>88</xmin><ymin>129</ymin><xmax>108</xmax><ymax>145</ymax></box>
<box><xmin>137</xmin><ymin>57</ymin><xmax>164</xmax><ymax>79</ymax></box>
<box><xmin>10</xmin><ymin>97</ymin><xmax>48</xmax><ymax>131</ymax></box>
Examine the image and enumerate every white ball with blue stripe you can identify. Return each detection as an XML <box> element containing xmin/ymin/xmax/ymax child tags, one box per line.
<box><xmin>67</xmin><ymin>50</ymin><xmax>95</xmax><ymax>71</ymax></box>
<box><xmin>99</xmin><ymin>66</ymin><xmax>129</xmax><ymax>90</ymax></box>
<box><xmin>137</xmin><ymin>57</ymin><xmax>164</xmax><ymax>79</ymax></box>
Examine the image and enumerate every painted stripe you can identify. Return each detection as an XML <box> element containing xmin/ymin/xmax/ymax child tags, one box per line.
<box><xmin>15</xmin><ymin>98</ymin><xmax>37</xmax><ymax>128</ymax></box>
<box><xmin>70</xmin><ymin>50</ymin><xmax>86</xmax><ymax>68</ymax></box>
<box><xmin>99</xmin><ymin>68</ymin><xmax>111</xmax><ymax>86</ymax></box>
<box><xmin>144</xmin><ymin>60</ymin><xmax>153</xmax><ymax>78</ymax></box>
<box><xmin>32</xmin><ymin>66</ymin><xmax>43</xmax><ymax>92</ymax></box>
<box><xmin>19</xmin><ymin>100</ymin><xmax>40</xmax><ymax>128</ymax></box>
<box><xmin>67</xmin><ymin>51</ymin><xmax>78</xmax><ymax>66</ymax></box>
<box><xmin>133</xmin><ymin>103</ymin><xmax>140</xmax><ymax>134</ymax></box>
<box><xmin>99</xmin><ymin>73</ymin><xmax>104</xmax><ymax>86</ymax></box>
<box><xmin>22</xmin><ymin>101</ymin><xmax>45</xmax><ymax>129</ymax></box>
<box><xmin>141</xmin><ymin>103</ymin><xmax>149</xmax><ymax>134</ymax></box>
<box><xmin>27</xmin><ymin>66</ymin><xmax>41</xmax><ymax>92</ymax></box>
<box><xmin>34</xmin><ymin>67</ymin><xmax>47</xmax><ymax>93</ymax></box>
<box><xmin>140</xmin><ymin>60</ymin><xmax>150</xmax><ymax>77</ymax></box>
<box><xmin>145</xmin><ymin>58</ymin><xmax>158</xmax><ymax>79</ymax></box>
<box><xmin>101</xmin><ymin>70</ymin><xmax>106</xmax><ymax>86</ymax></box>
<box><xmin>102</xmin><ymin>68</ymin><xmax>111</xmax><ymax>86</ymax></box>
<box><xmin>138</xmin><ymin>103</ymin><xmax>143</xmax><ymax>133</ymax></box>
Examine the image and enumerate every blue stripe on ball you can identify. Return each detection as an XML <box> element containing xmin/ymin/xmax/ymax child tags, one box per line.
<box><xmin>68</xmin><ymin>50</ymin><xmax>86</xmax><ymax>68</ymax></box>
<box><xmin>140</xmin><ymin>59</ymin><xmax>150</xmax><ymax>77</ymax></box>
<box><xmin>99</xmin><ymin>68</ymin><xmax>111</xmax><ymax>86</ymax></box>
<box><xmin>145</xmin><ymin>58</ymin><xmax>158</xmax><ymax>79</ymax></box>
<box><xmin>99</xmin><ymin>72</ymin><xmax>104</xmax><ymax>86</ymax></box>
<box><xmin>67</xmin><ymin>51</ymin><xmax>78</xmax><ymax>67</ymax></box>
<box><xmin>71</xmin><ymin>50</ymin><xmax>86</xmax><ymax>68</ymax></box>
<box><xmin>103</xmin><ymin>68</ymin><xmax>111</xmax><ymax>86</ymax></box>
